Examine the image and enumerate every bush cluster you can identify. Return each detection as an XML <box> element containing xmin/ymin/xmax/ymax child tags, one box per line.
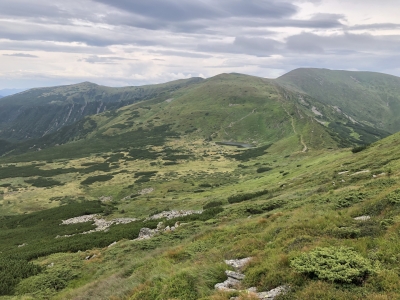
<box><xmin>228</xmin><ymin>189</ymin><xmax>269</xmax><ymax>204</ymax></box>
<box><xmin>291</xmin><ymin>247</ymin><xmax>375</xmax><ymax>284</ymax></box>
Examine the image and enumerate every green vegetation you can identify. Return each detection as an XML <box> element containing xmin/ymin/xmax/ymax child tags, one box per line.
<box><xmin>228</xmin><ymin>189</ymin><xmax>269</xmax><ymax>204</ymax></box>
<box><xmin>291</xmin><ymin>247</ymin><xmax>375</xmax><ymax>284</ymax></box>
<box><xmin>2</xmin><ymin>70</ymin><xmax>400</xmax><ymax>299</ymax></box>
<box><xmin>81</xmin><ymin>175</ymin><xmax>114</xmax><ymax>185</ymax></box>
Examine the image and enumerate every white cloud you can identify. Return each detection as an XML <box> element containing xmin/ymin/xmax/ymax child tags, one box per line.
<box><xmin>0</xmin><ymin>0</ymin><xmax>399</xmax><ymax>89</ymax></box>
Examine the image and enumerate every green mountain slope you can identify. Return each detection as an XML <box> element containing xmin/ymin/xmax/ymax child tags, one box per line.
<box><xmin>0</xmin><ymin>78</ymin><xmax>203</xmax><ymax>141</ymax></box>
<box><xmin>2</xmin><ymin>73</ymin><xmax>390</xmax><ymax>161</ymax></box>
<box><xmin>276</xmin><ymin>68</ymin><xmax>400</xmax><ymax>133</ymax></box>
<box><xmin>0</xmin><ymin>104</ymin><xmax>400</xmax><ymax>298</ymax></box>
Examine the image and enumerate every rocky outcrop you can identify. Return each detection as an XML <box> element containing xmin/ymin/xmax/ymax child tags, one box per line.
<box><xmin>145</xmin><ymin>210</ymin><xmax>203</xmax><ymax>221</ymax></box>
<box><xmin>215</xmin><ymin>258</ymin><xmax>289</xmax><ymax>300</ymax></box>
<box><xmin>57</xmin><ymin>215</ymin><xmax>138</xmax><ymax>238</ymax></box>
<box><xmin>133</xmin><ymin>221</ymin><xmax>180</xmax><ymax>241</ymax></box>
<box><xmin>354</xmin><ymin>215</ymin><xmax>371</xmax><ymax>221</ymax></box>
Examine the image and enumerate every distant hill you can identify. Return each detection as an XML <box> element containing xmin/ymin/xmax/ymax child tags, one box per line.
<box><xmin>0</xmin><ymin>78</ymin><xmax>203</xmax><ymax>141</ymax></box>
<box><xmin>276</xmin><ymin>68</ymin><xmax>400</xmax><ymax>133</ymax></box>
<box><xmin>0</xmin><ymin>88</ymin><xmax>26</xmax><ymax>97</ymax></box>
<box><xmin>0</xmin><ymin>73</ymin><xmax>389</xmax><ymax>160</ymax></box>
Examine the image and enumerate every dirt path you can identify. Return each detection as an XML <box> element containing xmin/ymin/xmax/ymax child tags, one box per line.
<box><xmin>275</xmin><ymin>86</ymin><xmax>308</xmax><ymax>153</ymax></box>
<box><xmin>281</xmin><ymin>104</ymin><xmax>308</xmax><ymax>152</ymax></box>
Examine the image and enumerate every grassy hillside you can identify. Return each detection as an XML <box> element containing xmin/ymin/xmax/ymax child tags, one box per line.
<box><xmin>0</xmin><ymin>71</ymin><xmax>398</xmax><ymax>299</ymax></box>
<box><xmin>0</xmin><ymin>78</ymin><xmax>203</xmax><ymax>141</ymax></box>
<box><xmin>0</xmin><ymin>119</ymin><xmax>400</xmax><ymax>298</ymax></box>
<box><xmin>0</xmin><ymin>73</ymin><xmax>389</xmax><ymax>160</ymax></box>
<box><xmin>276</xmin><ymin>68</ymin><xmax>400</xmax><ymax>133</ymax></box>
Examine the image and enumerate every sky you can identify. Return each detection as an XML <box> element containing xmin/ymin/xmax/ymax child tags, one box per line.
<box><xmin>1</xmin><ymin>0</ymin><xmax>400</xmax><ymax>89</ymax></box>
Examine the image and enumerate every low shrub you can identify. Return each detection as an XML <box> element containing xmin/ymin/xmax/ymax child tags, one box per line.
<box><xmin>352</xmin><ymin>144</ymin><xmax>369</xmax><ymax>153</ymax></box>
<box><xmin>291</xmin><ymin>247</ymin><xmax>375</xmax><ymax>284</ymax></box>
<box><xmin>80</xmin><ymin>175</ymin><xmax>113</xmax><ymax>185</ymax></box>
<box><xmin>203</xmin><ymin>201</ymin><xmax>223</xmax><ymax>210</ymax></box>
<box><xmin>256</xmin><ymin>167</ymin><xmax>273</xmax><ymax>173</ymax></box>
<box><xmin>228</xmin><ymin>189</ymin><xmax>269</xmax><ymax>204</ymax></box>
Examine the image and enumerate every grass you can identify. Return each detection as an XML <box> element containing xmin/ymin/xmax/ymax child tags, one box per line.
<box><xmin>2</xmin><ymin>73</ymin><xmax>400</xmax><ymax>298</ymax></box>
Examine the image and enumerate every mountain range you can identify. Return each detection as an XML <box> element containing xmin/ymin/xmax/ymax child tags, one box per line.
<box><xmin>1</xmin><ymin>69</ymin><xmax>400</xmax><ymax>299</ymax></box>
<box><xmin>1</xmin><ymin>69</ymin><xmax>397</xmax><ymax>158</ymax></box>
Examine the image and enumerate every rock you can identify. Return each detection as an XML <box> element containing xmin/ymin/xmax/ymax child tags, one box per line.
<box><xmin>215</xmin><ymin>277</ymin><xmax>241</xmax><ymax>291</ymax></box>
<box><xmin>108</xmin><ymin>241</ymin><xmax>117</xmax><ymax>248</ymax></box>
<box><xmin>99</xmin><ymin>196</ymin><xmax>113</xmax><ymax>202</ymax></box>
<box><xmin>157</xmin><ymin>222</ymin><xmax>165</xmax><ymax>230</ymax></box>
<box><xmin>164</xmin><ymin>226</ymin><xmax>171</xmax><ymax>231</ymax></box>
<box><xmin>257</xmin><ymin>285</ymin><xmax>289</xmax><ymax>299</ymax></box>
<box><xmin>226</xmin><ymin>270</ymin><xmax>245</xmax><ymax>280</ymax></box>
<box><xmin>354</xmin><ymin>215</ymin><xmax>371</xmax><ymax>221</ymax></box>
<box><xmin>85</xmin><ymin>255</ymin><xmax>91</xmax><ymax>260</ymax></box>
<box><xmin>59</xmin><ymin>215</ymin><xmax>138</xmax><ymax>238</ymax></box>
<box><xmin>225</xmin><ymin>257</ymin><xmax>252</xmax><ymax>271</ymax></box>
<box><xmin>18</xmin><ymin>243</ymin><xmax>27</xmax><ymax>248</ymax></box>
<box><xmin>146</xmin><ymin>210</ymin><xmax>203</xmax><ymax>221</ymax></box>
<box><xmin>137</xmin><ymin>228</ymin><xmax>155</xmax><ymax>239</ymax></box>
<box><xmin>139</xmin><ymin>188</ymin><xmax>154</xmax><ymax>195</ymax></box>
<box><xmin>48</xmin><ymin>263</ymin><xmax>54</xmax><ymax>268</ymax></box>
<box><xmin>175</xmin><ymin>221</ymin><xmax>180</xmax><ymax>228</ymax></box>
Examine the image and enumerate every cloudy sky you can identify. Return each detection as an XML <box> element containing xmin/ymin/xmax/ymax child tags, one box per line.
<box><xmin>1</xmin><ymin>0</ymin><xmax>400</xmax><ymax>89</ymax></box>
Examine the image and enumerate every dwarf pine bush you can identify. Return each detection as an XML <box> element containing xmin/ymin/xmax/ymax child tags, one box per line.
<box><xmin>291</xmin><ymin>247</ymin><xmax>375</xmax><ymax>284</ymax></box>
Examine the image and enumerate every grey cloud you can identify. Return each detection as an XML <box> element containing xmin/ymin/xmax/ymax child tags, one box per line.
<box><xmin>3</xmin><ymin>53</ymin><xmax>38</xmax><ymax>58</ymax></box>
<box><xmin>286</xmin><ymin>32</ymin><xmax>400</xmax><ymax>54</ymax></box>
<box><xmin>198</xmin><ymin>36</ymin><xmax>283</xmax><ymax>57</ymax></box>
<box><xmin>0</xmin><ymin>19</ymin><xmax>171</xmax><ymax>47</ymax></box>
<box><xmin>148</xmin><ymin>50</ymin><xmax>212</xmax><ymax>58</ymax></box>
<box><xmin>93</xmin><ymin>0</ymin><xmax>297</xmax><ymax>22</ymax></box>
<box><xmin>348</xmin><ymin>23</ymin><xmax>400</xmax><ymax>30</ymax></box>
<box><xmin>80</xmin><ymin>55</ymin><xmax>134</xmax><ymax>64</ymax></box>
<box><xmin>0</xmin><ymin>40</ymin><xmax>111</xmax><ymax>54</ymax></box>
<box><xmin>0</xmin><ymin>0</ymin><xmax>67</xmax><ymax>19</ymax></box>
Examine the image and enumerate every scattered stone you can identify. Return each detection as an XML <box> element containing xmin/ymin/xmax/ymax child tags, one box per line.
<box><xmin>146</xmin><ymin>210</ymin><xmax>203</xmax><ymax>221</ymax></box>
<box><xmin>216</xmin><ymin>258</ymin><xmax>289</xmax><ymax>299</ymax></box>
<box><xmin>108</xmin><ymin>241</ymin><xmax>117</xmax><ymax>248</ymax></box>
<box><xmin>58</xmin><ymin>215</ymin><xmax>138</xmax><ymax>238</ymax></box>
<box><xmin>139</xmin><ymin>188</ymin><xmax>154</xmax><ymax>195</ymax></box>
<box><xmin>215</xmin><ymin>277</ymin><xmax>241</xmax><ymax>291</ymax></box>
<box><xmin>351</xmin><ymin>170</ymin><xmax>370</xmax><ymax>176</ymax></box>
<box><xmin>137</xmin><ymin>228</ymin><xmax>155</xmax><ymax>240</ymax></box>
<box><xmin>133</xmin><ymin>222</ymin><xmax>183</xmax><ymax>241</ymax></box>
<box><xmin>157</xmin><ymin>222</ymin><xmax>165</xmax><ymax>230</ymax></box>
<box><xmin>226</xmin><ymin>270</ymin><xmax>245</xmax><ymax>280</ymax></box>
<box><xmin>99</xmin><ymin>196</ymin><xmax>113</xmax><ymax>202</ymax></box>
<box><xmin>18</xmin><ymin>243</ymin><xmax>27</xmax><ymax>248</ymax></box>
<box><xmin>354</xmin><ymin>215</ymin><xmax>371</xmax><ymax>221</ymax></box>
<box><xmin>48</xmin><ymin>263</ymin><xmax>54</xmax><ymax>268</ymax></box>
<box><xmin>256</xmin><ymin>285</ymin><xmax>290</xmax><ymax>299</ymax></box>
<box><xmin>225</xmin><ymin>257</ymin><xmax>252</xmax><ymax>271</ymax></box>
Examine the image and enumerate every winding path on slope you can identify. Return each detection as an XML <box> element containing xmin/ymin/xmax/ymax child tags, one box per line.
<box><xmin>277</xmin><ymin>89</ymin><xmax>308</xmax><ymax>152</ymax></box>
